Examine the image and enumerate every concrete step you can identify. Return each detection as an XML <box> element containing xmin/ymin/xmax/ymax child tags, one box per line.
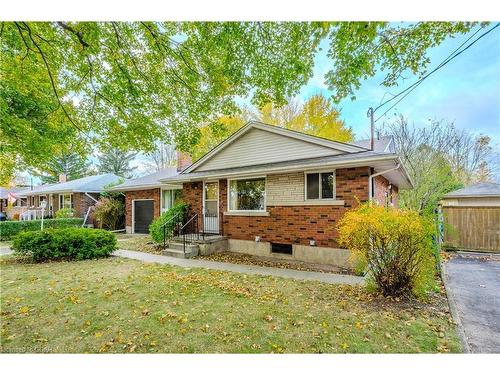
<box><xmin>162</xmin><ymin>242</ymin><xmax>199</xmax><ymax>258</ymax></box>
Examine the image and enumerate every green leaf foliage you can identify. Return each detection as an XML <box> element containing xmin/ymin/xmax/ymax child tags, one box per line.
<box><xmin>149</xmin><ymin>202</ymin><xmax>189</xmax><ymax>244</ymax></box>
<box><xmin>0</xmin><ymin>217</ymin><xmax>83</xmax><ymax>240</ymax></box>
<box><xmin>97</xmin><ymin>149</ymin><xmax>138</xmax><ymax>178</ymax></box>
<box><xmin>55</xmin><ymin>208</ymin><xmax>78</xmax><ymax>218</ymax></box>
<box><xmin>11</xmin><ymin>227</ymin><xmax>116</xmax><ymax>262</ymax></box>
<box><xmin>33</xmin><ymin>151</ymin><xmax>91</xmax><ymax>184</ymax></box>
<box><xmin>1</xmin><ymin>21</ymin><xmax>481</xmax><ymax>184</ymax></box>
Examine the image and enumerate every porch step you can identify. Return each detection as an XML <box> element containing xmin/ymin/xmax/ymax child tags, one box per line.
<box><xmin>162</xmin><ymin>242</ymin><xmax>199</xmax><ymax>258</ymax></box>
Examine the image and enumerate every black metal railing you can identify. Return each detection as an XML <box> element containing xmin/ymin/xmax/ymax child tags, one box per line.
<box><xmin>161</xmin><ymin>211</ymin><xmax>183</xmax><ymax>249</ymax></box>
<box><xmin>161</xmin><ymin>211</ymin><xmax>222</xmax><ymax>254</ymax></box>
<box><xmin>178</xmin><ymin>213</ymin><xmax>200</xmax><ymax>253</ymax></box>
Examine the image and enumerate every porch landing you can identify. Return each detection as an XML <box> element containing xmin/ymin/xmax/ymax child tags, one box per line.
<box><xmin>162</xmin><ymin>234</ymin><xmax>228</xmax><ymax>258</ymax></box>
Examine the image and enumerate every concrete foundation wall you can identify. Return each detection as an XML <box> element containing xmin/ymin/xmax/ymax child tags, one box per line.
<box><xmin>198</xmin><ymin>238</ymin><xmax>229</xmax><ymax>255</ymax></box>
<box><xmin>227</xmin><ymin>239</ymin><xmax>351</xmax><ymax>268</ymax></box>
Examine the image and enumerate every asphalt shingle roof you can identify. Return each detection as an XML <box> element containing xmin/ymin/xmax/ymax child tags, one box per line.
<box><xmin>443</xmin><ymin>182</ymin><xmax>500</xmax><ymax>198</ymax></box>
<box><xmin>353</xmin><ymin>136</ymin><xmax>394</xmax><ymax>153</ymax></box>
<box><xmin>25</xmin><ymin>174</ymin><xmax>123</xmax><ymax>195</ymax></box>
<box><xmin>0</xmin><ymin>187</ymin><xmax>30</xmax><ymax>199</ymax></box>
<box><xmin>111</xmin><ymin>168</ymin><xmax>179</xmax><ymax>190</ymax></box>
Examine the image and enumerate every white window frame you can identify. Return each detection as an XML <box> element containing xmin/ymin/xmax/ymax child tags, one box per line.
<box><xmin>304</xmin><ymin>170</ymin><xmax>336</xmax><ymax>201</ymax></box>
<box><xmin>161</xmin><ymin>188</ymin><xmax>181</xmax><ymax>213</ymax></box>
<box><xmin>227</xmin><ymin>176</ymin><xmax>267</xmax><ymax>213</ymax></box>
<box><xmin>59</xmin><ymin>193</ymin><xmax>73</xmax><ymax>209</ymax></box>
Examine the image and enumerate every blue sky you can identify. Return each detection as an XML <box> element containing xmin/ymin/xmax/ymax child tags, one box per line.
<box><xmin>298</xmin><ymin>25</ymin><xmax>500</xmax><ymax>143</ymax></box>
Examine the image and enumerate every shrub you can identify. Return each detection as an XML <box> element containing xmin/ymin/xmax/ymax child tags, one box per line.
<box><xmin>149</xmin><ymin>202</ymin><xmax>189</xmax><ymax>244</ymax></box>
<box><xmin>93</xmin><ymin>197</ymin><xmax>125</xmax><ymax>230</ymax></box>
<box><xmin>55</xmin><ymin>208</ymin><xmax>77</xmax><ymax>218</ymax></box>
<box><xmin>0</xmin><ymin>218</ymin><xmax>83</xmax><ymax>240</ymax></box>
<box><xmin>337</xmin><ymin>203</ymin><xmax>435</xmax><ymax>297</ymax></box>
<box><xmin>12</xmin><ymin>228</ymin><xmax>116</xmax><ymax>262</ymax></box>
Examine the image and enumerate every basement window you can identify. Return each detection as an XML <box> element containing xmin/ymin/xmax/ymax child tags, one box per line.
<box><xmin>271</xmin><ymin>242</ymin><xmax>293</xmax><ymax>255</ymax></box>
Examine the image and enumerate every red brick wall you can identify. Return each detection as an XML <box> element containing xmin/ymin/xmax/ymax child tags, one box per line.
<box><xmin>125</xmin><ymin>189</ymin><xmax>161</xmax><ymax>227</ymax></box>
<box><xmin>73</xmin><ymin>192</ymin><xmax>100</xmax><ymax>218</ymax></box>
<box><xmin>373</xmin><ymin>175</ymin><xmax>398</xmax><ymax>207</ymax></box>
<box><xmin>183</xmin><ymin>167</ymin><xmax>371</xmax><ymax>248</ymax></box>
<box><xmin>182</xmin><ymin>181</ymin><xmax>203</xmax><ymax>220</ymax></box>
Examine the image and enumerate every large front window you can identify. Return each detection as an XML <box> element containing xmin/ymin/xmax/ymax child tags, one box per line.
<box><xmin>229</xmin><ymin>178</ymin><xmax>265</xmax><ymax>211</ymax></box>
<box><xmin>306</xmin><ymin>172</ymin><xmax>335</xmax><ymax>200</ymax></box>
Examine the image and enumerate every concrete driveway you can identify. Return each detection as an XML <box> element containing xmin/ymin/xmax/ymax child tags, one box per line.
<box><xmin>443</xmin><ymin>253</ymin><xmax>500</xmax><ymax>353</ymax></box>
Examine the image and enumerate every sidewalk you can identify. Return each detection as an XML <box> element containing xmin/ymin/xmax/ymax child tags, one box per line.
<box><xmin>113</xmin><ymin>249</ymin><xmax>364</xmax><ymax>286</ymax></box>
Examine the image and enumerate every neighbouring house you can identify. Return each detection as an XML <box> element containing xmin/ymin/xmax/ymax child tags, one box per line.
<box><xmin>0</xmin><ymin>187</ymin><xmax>28</xmax><ymax>215</ymax></box>
<box><xmin>14</xmin><ymin>173</ymin><xmax>123</xmax><ymax>223</ymax></box>
<box><xmin>158</xmin><ymin>121</ymin><xmax>412</xmax><ymax>267</ymax></box>
<box><xmin>110</xmin><ymin>168</ymin><xmax>183</xmax><ymax>234</ymax></box>
<box><xmin>440</xmin><ymin>182</ymin><xmax>500</xmax><ymax>252</ymax></box>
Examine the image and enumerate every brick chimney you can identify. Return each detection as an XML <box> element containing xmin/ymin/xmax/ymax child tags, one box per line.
<box><xmin>176</xmin><ymin>151</ymin><xmax>192</xmax><ymax>172</ymax></box>
<box><xmin>58</xmin><ymin>174</ymin><xmax>67</xmax><ymax>183</ymax></box>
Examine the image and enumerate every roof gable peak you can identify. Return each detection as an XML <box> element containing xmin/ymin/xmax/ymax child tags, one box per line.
<box><xmin>184</xmin><ymin>121</ymin><xmax>366</xmax><ymax>174</ymax></box>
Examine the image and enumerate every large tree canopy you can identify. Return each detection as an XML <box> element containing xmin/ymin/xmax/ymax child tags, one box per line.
<box><xmin>1</xmin><ymin>21</ymin><xmax>480</xmax><ymax>184</ymax></box>
<box><xmin>192</xmin><ymin>94</ymin><xmax>353</xmax><ymax>160</ymax></box>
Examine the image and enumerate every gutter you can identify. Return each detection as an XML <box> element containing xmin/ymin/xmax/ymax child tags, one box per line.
<box><xmin>160</xmin><ymin>154</ymin><xmax>400</xmax><ymax>184</ymax></box>
<box><xmin>368</xmin><ymin>163</ymin><xmax>401</xmax><ymax>204</ymax></box>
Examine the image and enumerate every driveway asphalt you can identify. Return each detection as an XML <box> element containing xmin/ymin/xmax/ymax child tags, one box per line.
<box><xmin>443</xmin><ymin>252</ymin><xmax>500</xmax><ymax>353</ymax></box>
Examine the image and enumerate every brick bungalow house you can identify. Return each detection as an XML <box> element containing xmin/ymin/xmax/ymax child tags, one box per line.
<box><xmin>18</xmin><ymin>173</ymin><xmax>122</xmax><ymax>222</ymax></box>
<box><xmin>158</xmin><ymin>121</ymin><xmax>412</xmax><ymax>267</ymax></box>
<box><xmin>110</xmin><ymin>168</ymin><xmax>183</xmax><ymax>233</ymax></box>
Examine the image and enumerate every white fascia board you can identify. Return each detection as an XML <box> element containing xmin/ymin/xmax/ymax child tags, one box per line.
<box><xmin>165</xmin><ymin>154</ymin><xmax>401</xmax><ymax>183</ymax></box>
<box><xmin>109</xmin><ymin>184</ymin><xmax>160</xmax><ymax>192</ymax></box>
<box><xmin>110</xmin><ymin>183</ymin><xmax>183</xmax><ymax>192</ymax></box>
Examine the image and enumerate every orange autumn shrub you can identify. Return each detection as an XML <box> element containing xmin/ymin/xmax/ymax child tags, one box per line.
<box><xmin>337</xmin><ymin>203</ymin><xmax>435</xmax><ymax>297</ymax></box>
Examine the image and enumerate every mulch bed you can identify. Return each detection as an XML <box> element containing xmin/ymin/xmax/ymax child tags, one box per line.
<box><xmin>196</xmin><ymin>251</ymin><xmax>353</xmax><ymax>275</ymax></box>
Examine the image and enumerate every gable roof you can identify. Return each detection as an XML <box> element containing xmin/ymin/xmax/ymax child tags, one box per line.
<box><xmin>443</xmin><ymin>182</ymin><xmax>500</xmax><ymax>198</ymax></box>
<box><xmin>161</xmin><ymin>151</ymin><xmax>413</xmax><ymax>189</ymax></box>
<box><xmin>183</xmin><ymin>121</ymin><xmax>367</xmax><ymax>174</ymax></box>
<box><xmin>110</xmin><ymin>168</ymin><xmax>180</xmax><ymax>191</ymax></box>
<box><xmin>25</xmin><ymin>174</ymin><xmax>123</xmax><ymax>195</ymax></box>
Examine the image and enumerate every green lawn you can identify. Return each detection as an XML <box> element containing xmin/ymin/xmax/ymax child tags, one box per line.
<box><xmin>0</xmin><ymin>256</ymin><xmax>460</xmax><ymax>353</ymax></box>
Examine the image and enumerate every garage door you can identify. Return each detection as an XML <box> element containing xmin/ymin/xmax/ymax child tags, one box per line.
<box><xmin>134</xmin><ymin>200</ymin><xmax>154</xmax><ymax>234</ymax></box>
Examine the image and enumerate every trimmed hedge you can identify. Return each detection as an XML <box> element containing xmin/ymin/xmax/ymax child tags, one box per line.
<box><xmin>12</xmin><ymin>228</ymin><xmax>116</xmax><ymax>262</ymax></box>
<box><xmin>0</xmin><ymin>218</ymin><xmax>84</xmax><ymax>240</ymax></box>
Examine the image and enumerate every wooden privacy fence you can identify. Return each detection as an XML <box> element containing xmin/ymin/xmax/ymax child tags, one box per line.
<box><xmin>442</xmin><ymin>206</ymin><xmax>500</xmax><ymax>252</ymax></box>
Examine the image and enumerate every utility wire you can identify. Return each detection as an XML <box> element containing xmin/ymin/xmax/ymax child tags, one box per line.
<box><xmin>373</xmin><ymin>23</ymin><xmax>500</xmax><ymax>122</ymax></box>
<box><xmin>373</xmin><ymin>26</ymin><xmax>483</xmax><ymax>113</ymax></box>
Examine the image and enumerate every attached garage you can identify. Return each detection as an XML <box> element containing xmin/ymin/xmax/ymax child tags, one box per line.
<box><xmin>441</xmin><ymin>183</ymin><xmax>500</xmax><ymax>253</ymax></box>
<box><xmin>133</xmin><ymin>200</ymin><xmax>154</xmax><ymax>234</ymax></box>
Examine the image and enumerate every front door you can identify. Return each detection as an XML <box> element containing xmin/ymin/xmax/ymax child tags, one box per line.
<box><xmin>203</xmin><ymin>181</ymin><xmax>219</xmax><ymax>234</ymax></box>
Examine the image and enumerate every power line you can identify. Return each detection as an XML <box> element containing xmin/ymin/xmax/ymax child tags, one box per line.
<box><xmin>373</xmin><ymin>23</ymin><xmax>500</xmax><ymax>122</ymax></box>
<box><xmin>373</xmin><ymin>26</ymin><xmax>483</xmax><ymax>113</ymax></box>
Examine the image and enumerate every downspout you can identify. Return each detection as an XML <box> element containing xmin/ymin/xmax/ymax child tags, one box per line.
<box><xmin>85</xmin><ymin>192</ymin><xmax>99</xmax><ymax>203</ymax></box>
<box><xmin>368</xmin><ymin>163</ymin><xmax>400</xmax><ymax>205</ymax></box>
<box><xmin>82</xmin><ymin>192</ymin><xmax>99</xmax><ymax>227</ymax></box>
